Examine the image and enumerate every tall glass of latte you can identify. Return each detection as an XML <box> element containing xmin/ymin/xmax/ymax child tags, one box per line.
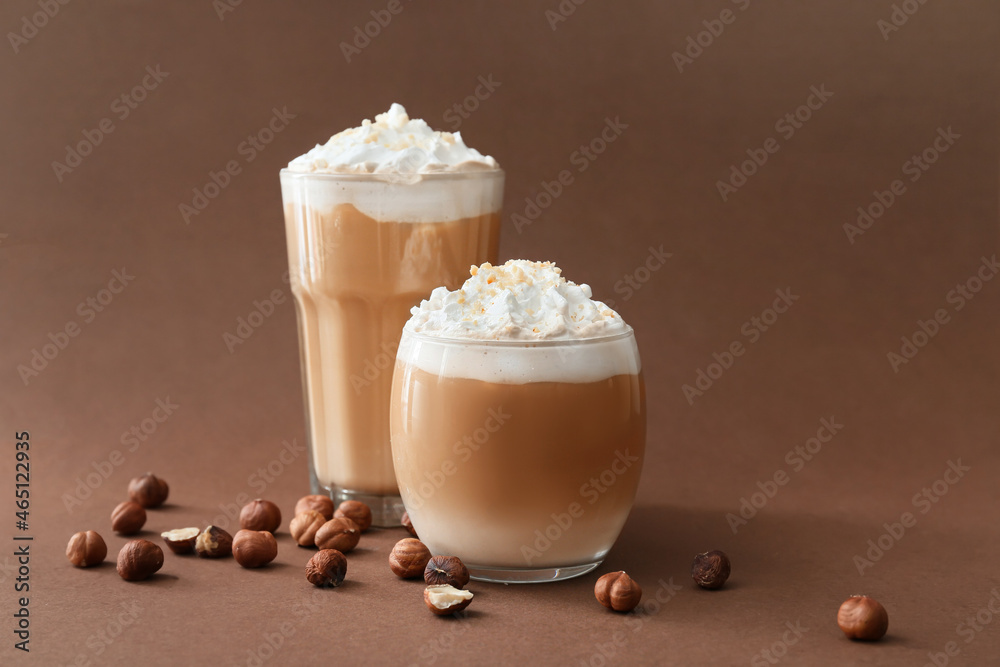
<box><xmin>391</xmin><ymin>260</ymin><xmax>645</xmax><ymax>581</ymax></box>
<box><xmin>281</xmin><ymin>104</ymin><xmax>502</xmax><ymax>526</ymax></box>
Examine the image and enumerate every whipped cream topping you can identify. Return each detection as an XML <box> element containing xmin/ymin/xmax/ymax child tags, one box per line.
<box><xmin>287</xmin><ymin>103</ymin><xmax>498</xmax><ymax>174</ymax></box>
<box><xmin>406</xmin><ymin>260</ymin><xmax>628</xmax><ymax>341</ymax></box>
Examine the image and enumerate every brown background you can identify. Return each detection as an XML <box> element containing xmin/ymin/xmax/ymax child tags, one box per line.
<box><xmin>2</xmin><ymin>0</ymin><xmax>998</xmax><ymax>665</ymax></box>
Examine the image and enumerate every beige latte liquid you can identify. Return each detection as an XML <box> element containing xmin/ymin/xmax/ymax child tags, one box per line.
<box><xmin>285</xmin><ymin>203</ymin><xmax>499</xmax><ymax>497</ymax></box>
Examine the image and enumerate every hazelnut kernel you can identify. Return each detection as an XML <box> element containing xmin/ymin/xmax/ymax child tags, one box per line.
<box><xmin>233</xmin><ymin>529</ymin><xmax>278</xmax><ymax>568</ymax></box>
<box><xmin>289</xmin><ymin>510</ymin><xmax>326</xmax><ymax>547</ymax></box>
<box><xmin>692</xmin><ymin>550</ymin><xmax>731</xmax><ymax>589</ymax></box>
<box><xmin>595</xmin><ymin>571</ymin><xmax>642</xmax><ymax>612</ymax></box>
<box><xmin>117</xmin><ymin>539</ymin><xmax>163</xmax><ymax>581</ymax></box>
<box><xmin>314</xmin><ymin>517</ymin><xmax>360</xmax><ymax>553</ymax></box>
<box><xmin>66</xmin><ymin>530</ymin><xmax>107</xmax><ymax>567</ymax></box>
<box><xmin>424</xmin><ymin>584</ymin><xmax>473</xmax><ymax>615</ymax></box>
<box><xmin>837</xmin><ymin>595</ymin><xmax>889</xmax><ymax>641</ymax></box>
<box><xmin>239</xmin><ymin>499</ymin><xmax>282</xmax><ymax>533</ymax></box>
<box><xmin>127</xmin><ymin>473</ymin><xmax>169</xmax><ymax>508</ymax></box>
<box><xmin>194</xmin><ymin>525</ymin><xmax>233</xmax><ymax>558</ymax></box>
<box><xmin>306</xmin><ymin>549</ymin><xmax>347</xmax><ymax>587</ymax></box>
<box><xmin>111</xmin><ymin>500</ymin><xmax>146</xmax><ymax>535</ymax></box>
<box><xmin>424</xmin><ymin>555</ymin><xmax>470</xmax><ymax>589</ymax></box>
<box><xmin>294</xmin><ymin>495</ymin><xmax>334</xmax><ymax>520</ymax></box>
<box><xmin>334</xmin><ymin>500</ymin><xmax>373</xmax><ymax>532</ymax></box>
<box><xmin>389</xmin><ymin>538</ymin><xmax>431</xmax><ymax>579</ymax></box>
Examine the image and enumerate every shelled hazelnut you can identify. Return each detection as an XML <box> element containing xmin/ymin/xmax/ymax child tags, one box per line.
<box><xmin>117</xmin><ymin>539</ymin><xmax>163</xmax><ymax>581</ymax></box>
<box><xmin>111</xmin><ymin>501</ymin><xmax>146</xmax><ymax>535</ymax></box>
<box><xmin>595</xmin><ymin>571</ymin><xmax>642</xmax><ymax>612</ymax></box>
<box><xmin>66</xmin><ymin>531</ymin><xmax>107</xmax><ymax>567</ymax></box>
<box><xmin>240</xmin><ymin>499</ymin><xmax>282</xmax><ymax>533</ymax></box>
<box><xmin>334</xmin><ymin>500</ymin><xmax>372</xmax><ymax>532</ymax></box>
<box><xmin>289</xmin><ymin>511</ymin><xmax>326</xmax><ymax>547</ymax></box>
<box><xmin>127</xmin><ymin>473</ymin><xmax>169</xmax><ymax>508</ymax></box>
<box><xmin>305</xmin><ymin>549</ymin><xmax>347</xmax><ymax>588</ymax></box>
<box><xmin>233</xmin><ymin>529</ymin><xmax>278</xmax><ymax>568</ymax></box>
<box><xmin>314</xmin><ymin>517</ymin><xmax>360</xmax><ymax>553</ymax></box>
<box><xmin>424</xmin><ymin>555</ymin><xmax>470</xmax><ymax>589</ymax></box>
<box><xmin>294</xmin><ymin>495</ymin><xmax>334</xmax><ymax>520</ymax></box>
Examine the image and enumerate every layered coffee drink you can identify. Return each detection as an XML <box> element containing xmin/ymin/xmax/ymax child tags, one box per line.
<box><xmin>390</xmin><ymin>261</ymin><xmax>645</xmax><ymax>582</ymax></box>
<box><xmin>281</xmin><ymin>105</ymin><xmax>502</xmax><ymax>525</ymax></box>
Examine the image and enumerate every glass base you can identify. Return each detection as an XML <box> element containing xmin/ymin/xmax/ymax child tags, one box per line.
<box><xmin>467</xmin><ymin>560</ymin><xmax>602</xmax><ymax>584</ymax></box>
<box><xmin>312</xmin><ymin>483</ymin><xmax>405</xmax><ymax>528</ymax></box>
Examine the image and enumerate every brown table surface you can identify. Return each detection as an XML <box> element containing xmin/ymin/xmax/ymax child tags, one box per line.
<box><xmin>2</xmin><ymin>1</ymin><xmax>999</xmax><ymax>665</ymax></box>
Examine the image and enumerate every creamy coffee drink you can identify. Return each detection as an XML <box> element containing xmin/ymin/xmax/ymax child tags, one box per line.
<box><xmin>281</xmin><ymin>104</ymin><xmax>502</xmax><ymax>525</ymax></box>
<box><xmin>390</xmin><ymin>261</ymin><xmax>645</xmax><ymax>581</ymax></box>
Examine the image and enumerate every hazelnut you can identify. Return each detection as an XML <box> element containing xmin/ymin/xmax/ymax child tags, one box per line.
<box><xmin>401</xmin><ymin>511</ymin><xmax>418</xmax><ymax>538</ymax></box>
<box><xmin>294</xmin><ymin>494</ymin><xmax>334</xmax><ymax>520</ymax></box>
<box><xmin>127</xmin><ymin>473</ymin><xmax>169</xmax><ymax>508</ymax></box>
<box><xmin>595</xmin><ymin>571</ymin><xmax>642</xmax><ymax>612</ymax></box>
<box><xmin>424</xmin><ymin>555</ymin><xmax>470</xmax><ymax>589</ymax></box>
<box><xmin>240</xmin><ymin>499</ymin><xmax>282</xmax><ymax>533</ymax></box>
<box><xmin>692</xmin><ymin>550</ymin><xmax>731</xmax><ymax>589</ymax></box>
<box><xmin>305</xmin><ymin>549</ymin><xmax>347</xmax><ymax>587</ymax></box>
<box><xmin>837</xmin><ymin>595</ymin><xmax>889</xmax><ymax>641</ymax></box>
<box><xmin>334</xmin><ymin>500</ymin><xmax>372</xmax><ymax>532</ymax></box>
<box><xmin>116</xmin><ymin>539</ymin><xmax>164</xmax><ymax>581</ymax></box>
<box><xmin>289</xmin><ymin>510</ymin><xmax>326</xmax><ymax>547</ymax></box>
<box><xmin>424</xmin><ymin>584</ymin><xmax>473</xmax><ymax>616</ymax></box>
<box><xmin>160</xmin><ymin>527</ymin><xmax>200</xmax><ymax>554</ymax></box>
<box><xmin>194</xmin><ymin>525</ymin><xmax>233</xmax><ymax>558</ymax></box>
<box><xmin>389</xmin><ymin>538</ymin><xmax>432</xmax><ymax>578</ymax></box>
<box><xmin>66</xmin><ymin>530</ymin><xmax>107</xmax><ymax>567</ymax></box>
<box><xmin>110</xmin><ymin>500</ymin><xmax>146</xmax><ymax>535</ymax></box>
<box><xmin>233</xmin><ymin>529</ymin><xmax>278</xmax><ymax>568</ymax></box>
<box><xmin>314</xmin><ymin>517</ymin><xmax>360</xmax><ymax>553</ymax></box>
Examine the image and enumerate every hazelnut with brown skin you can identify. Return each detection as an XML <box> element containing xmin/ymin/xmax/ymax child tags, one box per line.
<box><xmin>424</xmin><ymin>555</ymin><xmax>470</xmax><ymax>589</ymax></box>
<box><xmin>240</xmin><ymin>499</ymin><xmax>282</xmax><ymax>533</ymax></box>
<box><xmin>314</xmin><ymin>517</ymin><xmax>360</xmax><ymax>553</ymax></box>
<box><xmin>305</xmin><ymin>549</ymin><xmax>347</xmax><ymax>587</ymax></box>
<box><xmin>66</xmin><ymin>531</ymin><xmax>107</xmax><ymax>567</ymax></box>
<box><xmin>194</xmin><ymin>525</ymin><xmax>233</xmax><ymax>558</ymax></box>
<box><xmin>289</xmin><ymin>511</ymin><xmax>326</xmax><ymax>547</ymax></box>
<box><xmin>233</xmin><ymin>529</ymin><xmax>278</xmax><ymax>568</ymax></box>
<box><xmin>334</xmin><ymin>500</ymin><xmax>372</xmax><ymax>532</ymax></box>
<box><xmin>127</xmin><ymin>473</ymin><xmax>169</xmax><ymax>508</ymax></box>
<box><xmin>692</xmin><ymin>550</ymin><xmax>731</xmax><ymax>589</ymax></box>
<box><xmin>838</xmin><ymin>595</ymin><xmax>889</xmax><ymax>641</ymax></box>
<box><xmin>294</xmin><ymin>495</ymin><xmax>334</xmax><ymax>520</ymax></box>
<box><xmin>117</xmin><ymin>539</ymin><xmax>164</xmax><ymax>581</ymax></box>
<box><xmin>595</xmin><ymin>571</ymin><xmax>642</xmax><ymax>612</ymax></box>
<box><xmin>389</xmin><ymin>538</ymin><xmax>432</xmax><ymax>579</ymax></box>
<box><xmin>111</xmin><ymin>501</ymin><xmax>146</xmax><ymax>535</ymax></box>
<box><xmin>160</xmin><ymin>527</ymin><xmax>200</xmax><ymax>555</ymax></box>
<box><xmin>424</xmin><ymin>585</ymin><xmax>473</xmax><ymax>615</ymax></box>
<box><xmin>401</xmin><ymin>512</ymin><xmax>418</xmax><ymax>538</ymax></box>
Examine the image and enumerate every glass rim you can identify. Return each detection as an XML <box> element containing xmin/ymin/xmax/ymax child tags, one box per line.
<box><xmin>279</xmin><ymin>167</ymin><xmax>504</xmax><ymax>183</ymax></box>
<box><xmin>399</xmin><ymin>325</ymin><xmax>635</xmax><ymax>348</ymax></box>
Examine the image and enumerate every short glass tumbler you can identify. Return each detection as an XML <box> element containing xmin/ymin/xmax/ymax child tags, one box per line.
<box><xmin>390</xmin><ymin>328</ymin><xmax>645</xmax><ymax>582</ymax></box>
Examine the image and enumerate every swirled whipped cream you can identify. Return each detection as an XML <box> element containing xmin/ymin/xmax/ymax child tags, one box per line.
<box><xmin>287</xmin><ymin>103</ymin><xmax>498</xmax><ymax>174</ymax></box>
<box><xmin>406</xmin><ymin>260</ymin><xmax>628</xmax><ymax>341</ymax></box>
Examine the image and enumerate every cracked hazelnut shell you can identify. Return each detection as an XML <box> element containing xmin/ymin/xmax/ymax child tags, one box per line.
<box><xmin>424</xmin><ymin>585</ymin><xmax>473</xmax><ymax>616</ymax></box>
<box><xmin>160</xmin><ymin>527</ymin><xmax>200</xmax><ymax>554</ymax></box>
<box><xmin>195</xmin><ymin>525</ymin><xmax>233</xmax><ymax>558</ymax></box>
